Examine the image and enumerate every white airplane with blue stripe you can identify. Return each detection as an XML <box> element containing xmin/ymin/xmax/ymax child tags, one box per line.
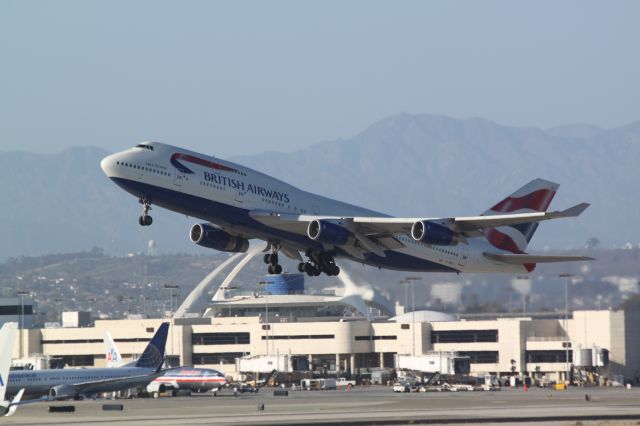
<box><xmin>101</xmin><ymin>142</ymin><xmax>592</xmax><ymax>277</ymax></box>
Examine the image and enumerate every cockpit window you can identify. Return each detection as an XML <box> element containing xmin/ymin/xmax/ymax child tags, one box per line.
<box><xmin>135</xmin><ymin>143</ymin><xmax>154</xmax><ymax>151</ymax></box>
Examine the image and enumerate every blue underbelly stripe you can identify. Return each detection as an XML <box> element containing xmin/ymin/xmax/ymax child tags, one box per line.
<box><xmin>110</xmin><ymin>177</ymin><xmax>457</xmax><ymax>273</ymax></box>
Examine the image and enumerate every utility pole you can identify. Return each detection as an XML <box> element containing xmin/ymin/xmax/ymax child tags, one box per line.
<box><xmin>559</xmin><ymin>274</ymin><xmax>573</xmax><ymax>384</ymax></box>
<box><xmin>17</xmin><ymin>290</ymin><xmax>29</xmax><ymax>359</ymax></box>
<box><xmin>258</xmin><ymin>281</ymin><xmax>269</xmax><ymax>356</ymax></box>
<box><xmin>406</xmin><ymin>277</ymin><xmax>422</xmax><ymax>357</ymax></box>
<box><xmin>164</xmin><ymin>284</ymin><xmax>179</xmax><ymax>366</ymax></box>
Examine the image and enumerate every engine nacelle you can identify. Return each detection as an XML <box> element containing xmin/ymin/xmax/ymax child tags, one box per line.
<box><xmin>190</xmin><ymin>224</ymin><xmax>249</xmax><ymax>253</ymax></box>
<box><xmin>307</xmin><ymin>220</ymin><xmax>354</xmax><ymax>246</ymax></box>
<box><xmin>411</xmin><ymin>221</ymin><xmax>459</xmax><ymax>246</ymax></box>
<box><xmin>49</xmin><ymin>384</ymin><xmax>76</xmax><ymax>400</ymax></box>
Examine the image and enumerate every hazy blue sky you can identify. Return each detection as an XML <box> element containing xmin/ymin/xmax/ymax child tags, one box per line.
<box><xmin>1</xmin><ymin>1</ymin><xmax>638</xmax><ymax>157</ymax></box>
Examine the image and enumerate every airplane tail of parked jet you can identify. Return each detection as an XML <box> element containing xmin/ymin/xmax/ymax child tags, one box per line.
<box><xmin>0</xmin><ymin>323</ymin><xmax>24</xmax><ymax>417</ymax></box>
<box><xmin>135</xmin><ymin>323</ymin><xmax>169</xmax><ymax>370</ymax></box>
<box><xmin>0</xmin><ymin>322</ymin><xmax>18</xmax><ymax>403</ymax></box>
<box><xmin>104</xmin><ymin>331</ymin><xmax>124</xmax><ymax>368</ymax></box>
<box><xmin>481</xmin><ymin>178</ymin><xmax>559</xmax><ymax>253</ymax></box>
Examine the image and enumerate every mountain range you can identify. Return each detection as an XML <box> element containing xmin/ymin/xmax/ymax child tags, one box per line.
<box><xmin>1</xmin><ymin>113</ymin><xmax>638</xmax><ymax>261</ymax></box>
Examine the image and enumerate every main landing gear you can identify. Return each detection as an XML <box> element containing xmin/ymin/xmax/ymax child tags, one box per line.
<box><xmin>138</xmin><ymin>198</ymin><xmax>153</xmax><ymax>226</ymax></box>
<box><xmin>263</xmin><ymin>246</ymin><xmax>283</xmax><ymax>275</ymax></box>
<box><xmin>297</xmin><ymin>250</ymin><xmax>340</xmax><ymax>277</ymax></box>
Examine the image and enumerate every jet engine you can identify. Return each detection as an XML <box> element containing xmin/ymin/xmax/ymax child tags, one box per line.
<box><xmin>49</xmin><ymin>384</ymin><xmax>76</xmax><ymax>400</ymax></box>
<box><xmin>307</xmin><ymin>220</ymin><xmax>354</xmax><ymax>246</ymax></box>
<box><xmin>411</xmin><ymin>221</ymin><xmax>459</xmax><ymax>246</ymax></box>
<box><xmin>189</xmin><ymin>224</ymin><xmax>249</xmax><ymax>253</ymax></box>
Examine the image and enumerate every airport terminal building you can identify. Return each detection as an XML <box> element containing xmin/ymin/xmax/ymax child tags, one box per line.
<box><xmin>10</xmin><ymin>297</ymin><xmax>640</xmax><ymax>383</ymax></box>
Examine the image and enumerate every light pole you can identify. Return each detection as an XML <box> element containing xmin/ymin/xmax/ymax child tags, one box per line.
<box><xmin>258</xmin><ymin>281</ymin><xmax>269</xmax><ymax>356</ymax></box>
<box><xmin>17</xmin><ymin>290</ymin><xmax>29</xmax><ymax>359</ymax></box>
<box><xmin>559</xmin><ymin>274</ymin><xmax>573</xmax><ymax>383</ymax></box>
<box><xmin>399</xmin><ymin>280</ymin><xmax>409</xmax><ymax>314</ymax></box>
<box><xmin>164</xmin><ymin>284</ymin><xmax>179</xmax><ymax>366</ymax></box>
<box><xmin>221</xmin><ymin>286</ymin><xmax>238</xmax><ymax>317</ymax></box>
<box><xmin>53</xmin><ymin>298</ymin><xmax>62</xmax><ymax>323</ymax></box>
<box><xmin>406</xmin><ymin>277</ymin><xmax>422</xmax><ymax>357</ymax></box>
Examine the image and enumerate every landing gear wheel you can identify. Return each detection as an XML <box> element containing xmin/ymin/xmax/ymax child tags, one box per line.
<box><xmin>265</xmin><ymin>244</ymin><xmax>282</xmax><ymax>274</ymax></box>
<box><xmin>304</xmin><ymin>262</ymin><xmax>314</xmax><ymax>276</ymax></box>
<box><xmin>303</xmin><ymin>250</ymin><xmax>340</xmax><ymax>276</ymax></box>
<box><xmin>138</xmin><ymin>215</ymin><xmax>153</xmax><ymax>226</ymax></box>
<box><xmin>138</xmin><ymin>198</ymin><xmax>152</xmax><ymax>226</ymax></box>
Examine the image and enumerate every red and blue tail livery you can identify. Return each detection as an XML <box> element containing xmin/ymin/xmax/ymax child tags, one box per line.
<box><xmin>483</xmin><ymin>178</ymin><xmax>558</xmax><ymax>257</ymax></box>
<box><xmin>101</xmin><ymin>141</ymin><xmax>592</xmax><ymax>276</ymax></box>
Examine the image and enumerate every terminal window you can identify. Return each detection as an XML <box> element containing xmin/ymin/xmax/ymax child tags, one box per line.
<box><xmin>261</xmin><ymin>334</ymin><xmax>334</xmax><ymax>340</ymax></box>
<box><xmin>192</xmin><ymin>332</ymin><xmax>250</xmax><ymax>345</ymax></box>
<box><xmin>431</xmin><ymin>329</ymin><xmax>498</xmax><ymax>343</ymax></box>
<box><xmin>526</xmin><ymin>350</ymin><xmax>573</xmax><ymax>363</ymax></box>
<box><xmin>457</xmin><ymin>351</ymin><xmax>499</xmax><ymax>364</ymax></box>
<box><xmin>0</xmin><ymin>305</ymin><xmax>33</xmax><ymax>315</ymax></box>
<box><xmin>193</xmin><ymin>352</ymin><xmax>248</xmax><ymax>364</ymax></box>
<box><xmin>355</xmin><ymin>335</ymin><xmax>398</xmax><ymax>341</ymax></box>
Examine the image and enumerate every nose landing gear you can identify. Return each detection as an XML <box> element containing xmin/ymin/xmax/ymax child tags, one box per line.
<box><xmin>138</xmin><ymin>198</ymin><xmax>153</xmax><ymax>226</ymax></box>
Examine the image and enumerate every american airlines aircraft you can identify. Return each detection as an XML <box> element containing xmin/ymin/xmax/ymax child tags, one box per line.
<box><xmin>5</xmin><ymin>323</ymin><xmax>169</xmax><ymax>401</ymax></box>
<box><xmin>101</xmin><ymin>142</ymin><xmax>591</xmax><ymax>276</ymax></box>
<box><xmin>103</xmin><ymin>330</ymin><xmax>226</xmax><ymax>395</ymax></box>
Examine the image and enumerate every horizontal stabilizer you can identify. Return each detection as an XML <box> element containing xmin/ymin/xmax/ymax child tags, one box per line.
<box><xmin>484</xmin><ymin>253</ymin><xmax>595</xmax><ymax>264</ymax></box>
<box><xmin>554</xmin><ymin>202</ymin><xmax>590</xmax><ymax>218</ymax></box>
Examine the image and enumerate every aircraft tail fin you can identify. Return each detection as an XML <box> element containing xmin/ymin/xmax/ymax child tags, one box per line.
<box><xmin>104</xmin><ymin>331</ymin><xmax>124</xmax><ymax>368</ymax></box>
<box><xmin>0</xmin><ymin>323</ymin><xmax>18</xmax><ymax>403</ymax></box>
<box><xmin>135</xmin><ymin>323</ymin><xmax>169</xmax><ymax>369</ymax></box>
<box><xmin>482</xmin><ymin>178</ymin><xmax>559</xmax><ymax>253</ymax></box>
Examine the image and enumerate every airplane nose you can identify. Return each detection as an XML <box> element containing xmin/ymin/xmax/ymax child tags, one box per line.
<box><xmin>100</xmin><ymin>154</ymin><xmax>116</xmax><ymax>177</ymax></box>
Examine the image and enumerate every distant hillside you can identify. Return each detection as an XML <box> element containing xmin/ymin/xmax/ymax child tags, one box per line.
<box><xmin>0</xmin><ymin>247</ymin><xmax>636</xmax><ymax>323</ymax></box>
<box><xmin>0</xmin><ymin>147</ymin><xmax>197</xmax><ymax>260</ymax></box>
<box><xmin>1</xmin><ymin>113</ymin><xmax>639</xmax><ymax>260</ymax></box>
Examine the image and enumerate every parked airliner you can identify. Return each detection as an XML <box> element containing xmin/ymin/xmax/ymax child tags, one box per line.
<box><xmin>101</xmin><ymin>142</ymin><xmax>591</xmax><ymax>276</ymax></box>
<box><xmin>5</xmin><ymin>323</ymin><xmax>169</xmax><ymax>401</ymax></box>
<box><xmin>103</xmin><ymin>329</ymin><xmax>226</xmax><ymax>395</ymax></box>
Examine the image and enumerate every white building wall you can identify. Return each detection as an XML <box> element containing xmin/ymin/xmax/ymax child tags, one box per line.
<box><xmin>13</xmin><ymin>309</ymin><xmax>640</xmax><ymax>382</ymax></box>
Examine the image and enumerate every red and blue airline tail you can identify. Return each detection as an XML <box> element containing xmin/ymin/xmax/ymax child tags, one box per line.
<box><xmin>482</xmin><ymin>178</ymin><xmax>559</xmax><ymax>254</ymax></box>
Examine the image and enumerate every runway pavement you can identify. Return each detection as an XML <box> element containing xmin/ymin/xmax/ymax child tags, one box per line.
<box><xmin>5</xmin><ymin>385</ymin><xmax>640</xmax><ymax>425</ymax></box>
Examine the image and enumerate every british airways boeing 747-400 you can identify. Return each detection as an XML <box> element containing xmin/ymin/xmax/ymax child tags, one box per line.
<box><xmin>101</xmin><ymin>142</ymin><xmax>592</xmax><ymax>277</ymax></box>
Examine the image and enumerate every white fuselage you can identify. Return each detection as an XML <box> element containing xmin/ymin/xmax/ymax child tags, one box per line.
<box><xmin>6</xmin><ymin>367</ymin><xmax>157</xmax><ymax>399</ymax></box>
<box><xmin>100</xmin><ymin>142</ymin><xmax>525</xmax><ymax>274</ymax></box>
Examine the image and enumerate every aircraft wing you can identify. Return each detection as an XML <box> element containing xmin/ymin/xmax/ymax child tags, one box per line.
<box><xmin>484</xmin><ymin>253</ymin><xmax>595</xmax><ymax>264</ymax></box>
<box><xmin>350</xmin><ymin>202</ymin><xmax>590</xmax><ymax>236</ymax></box>
<box><xmin>71</xmin><ymin>370</ymin><xmax>165</xmax><ymax>395</ymax></box>
<box><xmin>249</xmin><ymin>202</ymin><xmax>589</xmax><ymax>257</ymax></box>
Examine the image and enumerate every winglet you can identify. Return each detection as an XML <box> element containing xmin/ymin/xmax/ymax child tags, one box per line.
<box><xmin>5</xmin><ymin>389</ymin><xmax>24</xmax><ymax>417</ymax></box>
